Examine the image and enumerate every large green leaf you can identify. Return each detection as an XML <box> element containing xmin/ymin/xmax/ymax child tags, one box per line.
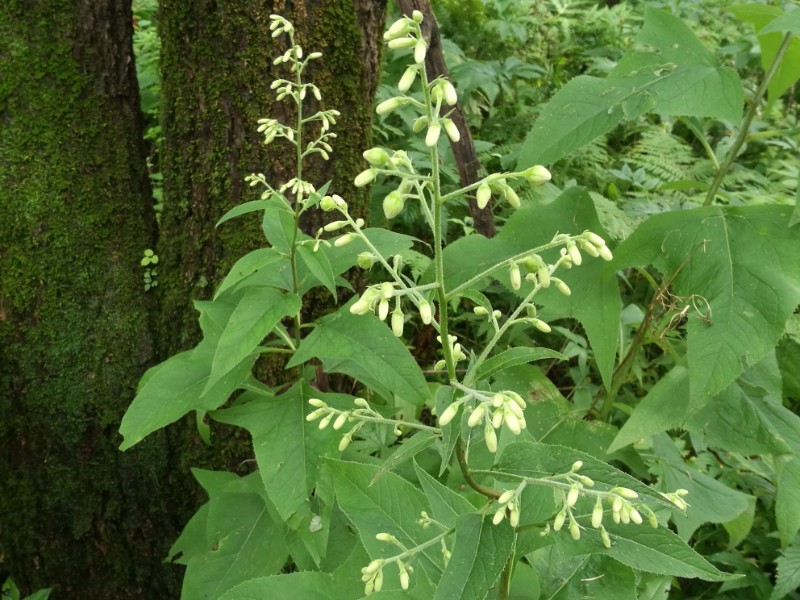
<box><xmin>214</xmin><ymin>248</ymin><xmax>290</xmax><ymax>299</ymax></box>
<box><xmin>204</xmin><ymin>289</ymin><xmax>300</xmax><ymax>395</ymax></box>
<box><xmin>472</xmin><ymin>347</ymin><xmax>566</xmax><ymax>384</ymax></box>
<box><xmin>414</xmin><ymin>462</ymin><xmax>476</xmax><ymax>529</ymax></box>
<box><xmin>771</xmin><ymin>539</ymin><xmax>800</xmax><ymax>600</ymax></box>
<box><xmin>211</xmin><ymin>382</ymin><xmax>342</xmax><ymax>525</ymax></box>
<box><xmin>612</xmin><ymin>204</ymin><xmax>800</xmax><ymax>407</ymax></box>
<box><xmin>777</xmin><ymin>458</ymin><xmax>800</xmax><ymax>547</ymax></box>
<box><xmin>288</xmin><ymin>310</ymin><xmax>430</xmax><ymax>405</ymax></box>
<box><xmin>731</xmin><ymin>5</ymin><xmax>800</xmax><ymax>108</ymax></box>
<box><xmin>177</xmin><ymin>472</ymin><xmax>288</xmax><ymax>600</ymax></box>
<box><xmin>442</xmin><ymin>187</ymin><xmax>620</xmax><ymax>388</ymax></box>
<box><xmin>518</xmin><ymin>9</ymin><xmax>742</xmax><ymax>167</ymax></box>
<box><xmin>432</xmin><ymin>514</ymin><xmax>514</xmax><ymax>600</ymax></box>
<box><xmin>219</xmin><ymin>572</ymin><xmax>334</xmax><ymax>600</ymax></box>
<box><xmin>531</xmin><ymin>552</ymin><xmax>636</xmax><ymax>600</ymax></box>
<box><xmin>119</xmin><ymin>336</ymin><xmax>254</xmax><ymax>450</ymax></box>
<box><xmin>326</xmin><ymin>460</ymin><xmax>443</xmax><ymax>580</ymax></box>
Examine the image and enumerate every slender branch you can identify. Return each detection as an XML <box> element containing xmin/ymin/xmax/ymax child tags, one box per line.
<box><xmin>703</xmin><ymin>32</ymin><xmax>793</xmax><ymax>206</ymax></box>
<box><xmin>456</xmin><ymin>439</ymin><xmax>502</xmax><ymax>499</ymax></box>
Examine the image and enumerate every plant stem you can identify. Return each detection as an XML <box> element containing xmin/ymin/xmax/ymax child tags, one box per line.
<box><xmin>703</xmin><ymin>32</ymin><xmax>793</xmax><ymax>206</ymax></box>
<box><xmin>456</xmin><ymin>439</ymin><xmax>501</xmax><ymax>499</ymax></box>
<box><xmin>288</xmin><ymin>48</ymin><xmax>305</xmax><ymax>344</ymax></box>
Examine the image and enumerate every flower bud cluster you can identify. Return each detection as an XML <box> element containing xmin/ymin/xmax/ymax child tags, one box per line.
<box><xmin>555</xmin><ymin>232</ymin><xmax>614</xmax><ymax>268</ymax></box>
<box><xmin>306</xmin><ymin>397</ymin><xmax>379</xmax><ymax>452</ymax></box>
<box><xmin>439</xmin><ymin>388</ymin><xmax>527</xmax><ymax>453</ymax></box>
<box><xmin>361</xmin><ymin>558</ymin><xmax>385</xmax><ymax>595</ymax></box>
<box><xmin>492</xmin><ymin>484</ymin><xmax>525</xmax><ymax>527</ymax></box>
<box><xmin>432</xmin><ymin>334</ymin><xmax>467</xmax><ymax>373</ymax></box>
<box><xmin>659</xmin><ymin>488</ymin><xmax>690</xmax><ymax>511</ymax></box>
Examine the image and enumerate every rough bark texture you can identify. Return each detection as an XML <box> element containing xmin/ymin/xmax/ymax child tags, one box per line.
<box><xmin>0</xmin><ymin>0</ymin><xmax>182</xmax><ymax>597</ymax></box>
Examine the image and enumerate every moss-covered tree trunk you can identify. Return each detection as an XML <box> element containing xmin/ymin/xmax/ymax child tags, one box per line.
<box><xmin>0</xmin><ymin>0</ymin><xmax>183</xmax><ymax>597</ymax></box>
<box><xmin>157</xmin><ymin>0</ymin><xmax>387</xmax><ymax>353</ymax></box>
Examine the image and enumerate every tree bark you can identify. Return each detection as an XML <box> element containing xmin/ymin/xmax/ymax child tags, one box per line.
<box><xmin>0</xmin><ymin>0</ymin><xmax>182</xmax><ymax>597</ymax></box>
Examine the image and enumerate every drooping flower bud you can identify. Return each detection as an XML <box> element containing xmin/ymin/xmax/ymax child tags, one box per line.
<box><xmin>419</xmin><ymin>299</ymin><xmax>433</xmax><ymax>324</ymax></box>
<box><xmin>425</xmin><ymin>122</ymin><xmax>441</xmax><ymax>147</ymax></box>
<box><xmin>378</xmin><ymin>299</ymin><xmax>390</xmax><ymax>321</ymax></box>
<box><xmin>363</xmin><ymin>147</ymin><xmax>390</xmax><ymax>166</ymax></box>
<box><xmin>354</xmin><ymin>169</ymin><xmax>376</xmax><ymax>188</ymax></box>
<box><xmin>376</xmin><ymin>97</ymin><xmax>406</xmax><ymax>116</ymax></box>
<box><xmin>388</xmin><ymin>37</ymin><xmax>417</xmax><ymax>50</ymax></box>
<box><xmin>592</xmin><ymin>500</ymin><xmax>604</xmax><ymax>528</ymax></box>
<box><xmin>414</xmin><ymin>38</ymin><xmax>427</xmax><ymax>64</ymax></box>
<box><xmin>443</xmin><ymin>119</ymin><xmax>460</xmax><ymax>143</ymax></box>
<box><xmin>467</xmin><ymin>403</ymin><xmax>486</xmax><ymax>428</ymax></box>
<box><xmin>523</xmin><ymin>165</ymin><xmax>552</xmax><ymax>185</ymax></box>
<box><xmin>398</xmin><ymin>66</ymin><xmax>418</xmax><ymax>92</ymax></box>
<box><xmin>412</xmin><ymin>10</ymin><xmax>424</xmax><ymax>23</ymax></box>
<box><xmin>391</xmin><ymin>309</ymin><xmax>404</xmax><ymax>337</ymax></box>
<box><xmin>441</xmin><ymin>80</ymin><xmax>458</xmax><ymax>106</ymax></box>
<box><xmin>384</xmin><ymin>18</ymin><xmax>410</xmax><ymax>40</ymax></box>
<box><xmin>567</xmin><ymin>241</ymin><xmax>582</xmax><ymax>266</ymax></box>
<box><xmin>509</xmin><ymin>262</ymin><xmax>521</xmax><ymax>290</ymax></box>
<box><xmin>357</xmin><ymin>252</ymin><xmax>375</xmax><ymax>269</ymax></box>
<box><xmin>485</xmin><ymin>424</ymin><xmax>498</xmax><ymax>453</ymax></box>
<box><xmin>476</xmin><ymin>183</ymin><xmax>491</xmax><ymax>209</ymax></box>
<box><xmin>438</xmin><ymin>402</ymin><xmax>460</xmax><ymax>427</ymax></box>
<box><xmin>382</xmin><ymin>190</ymin><xmax>405</xmax><ymax>219</ymax></box>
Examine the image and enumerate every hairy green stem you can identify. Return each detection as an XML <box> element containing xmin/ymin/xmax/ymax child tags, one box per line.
<box><xmin>456</xmin><ymin>439</ymin><xmax>501</xmax><ymax>499</ymax></box>
<box><xmin>703</xmin><ymin>32</ymin><xmax>793</xmax><ymax>206</ymax></box>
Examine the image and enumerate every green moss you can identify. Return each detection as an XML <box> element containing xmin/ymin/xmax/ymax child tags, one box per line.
<box><xmin>0</xmin><ymin>1</ymin><xmax>181</xmax><ymax>596</ymax></box>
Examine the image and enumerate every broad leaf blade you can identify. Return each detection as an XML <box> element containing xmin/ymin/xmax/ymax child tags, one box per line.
<box><xmin>204</xmin><ymin>289</ymin><xmax>300</xmax><ymax>395</ymax></box>
<box><xmin>777</xmin><ymin>457</ymin><xmax>800</xmax><ymax>547</ymax></box>
<box><xmin>288</xmin><ymin>310</ymin><xmax>430</xmax><ymax>406</ymax></box>
<box><xmin>473</xmin><ymin>347</ymin><xmax>566</xmax><ymax>383</ymax></box>
<box><xmin>433</xmin><ymin>514</ymin><xmax>514</xmax><ymax>600</ymax></box>
<box><xmin>214</xmin><ymin>248</ymin><xmax>289</xmax><ymax>300</ymax></box>
<box><xmin>298</xmin><ymin>244</ymin><xmax>337</xmax><ymax>298</ymax></box>
<box><xmin>219</xmin><ymin>572</ymin><xmax>334</xmax><ymax>600</ymax></box>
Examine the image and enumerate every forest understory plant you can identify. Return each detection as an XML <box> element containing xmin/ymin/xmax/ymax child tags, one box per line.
<box><xmin>117</xmin><ymin>11</ymin><xmax>757</xmax><ymax>600</ymax></box>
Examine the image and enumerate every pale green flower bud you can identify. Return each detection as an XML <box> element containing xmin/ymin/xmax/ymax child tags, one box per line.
<box><xmin>493</xmin><ymin>507</ymin><xmax>506</xmax><ymax>525</ymax></box>
<box><xmin>567</xmin><ymin>241</ymin><xmax>582</xmax><ymax>266</ymax></box>
<box><xmin>388</xmin><ymin>37</ymin><xmax>416</xmax><ymax>50</ymax></box>
<box><xmin>504</xmin><ymin>185</ymin><xmax>520</xmax><ymax>208</ymax></box>
<box><xmin>485</xmin><ymin>424</ymin><xmax>498</xmax><ymax>453</ymax></box>
<box><xmin>438</xmin><ymin>402</ymin><xmax>460</xmax><ymax>427</ymax></box>
<box><xmin>473</xmin><ymin>306</ymin><xmax>489</xmax><ymax>316</ymax></box>
<box><xmin>620</xmin><ymin>505</ymin><xmax>631</xmax><ymax>524</ymax></box>
<box><xmin>491</xmin><ymin>409</ymin><xmax>503</xmax><ymax>429</ymax></box>
<box><xmin>532</xmin><ymin>318</ymin><xmax>551</xmax><ymax>333</ymax></box>
<box><xmin>600</xmin><ymin>526</ymin><xmax>612</xmax><ymax>548</ymax></box>
<box><xmin>384</xmin><ymin>19</ymin><xmax>410</xmax><ymax>40</ymax></box>
<box><xmin>509</xmin><ymin>262</ymin><xmax>521</xmax><ymax>290</ymax></box>
<box><xmin>612</xmin><ymin>509</ymin><xmax>621</xmax><ymax>524</ymax></box>
<box><xmin>306</xmin><ymin>408</ymin><xmax>327</xmax><ymax>421</ymax></box>
<box><xmin>498</xmin><ymin>490</ymin><xmax>515</xmax><ymax>505</ymax></box>
<box><xmin>630</xmin><ymin>508</ymin><xmax>643</xmax><ymax>525</ymax></box>
<box><xmin>412</xmin><ymin>10</ymin><xmax>423</xmax><ymax>23</ymax></box>
<box><xmin>598</xmin><ymin>245</ymin><xmax>613</xmax><ymax>261</ymax></box>
<box><xmin>414</xmin><ymin>38</ymin><xmax>427</xmax><ymax>63</ymax></box>
<box><xmin>592</xmin><ymin>500</ymin><xmax>604</xmax><ymax>528</ymax></box>
<box><xmin>569</xmin><ymin>519</ymin><xmax>581</xmax><ymax>540</ymax></box>
<box><xmin>571</xmin><ymin>460</ymin><xmax>583</xmax><ymax>471</ymax></box>
<box><xmin>412</xmin><ymin>115</ymin><xmax>428</xmax><ymax>133</ymax></box>
<box><xmin>323</xmin><ymin>220</ymin><xmax>348</xmax><ymax>232</ymax></box>
<box><xmin>492</xmin><ymin>393</ymin><xmax>505</xmax><ymax>408</ymax></box>
<box><xmin>380</xmin><ymin>282</ymin><xmax>394</xmax><ymax>299</ymax></box>
<box><xmin>350</xmin><ymin>296</ymin><xmax>373</xmax><ymax>315</ymax></box>
<box><xmin>611</xmin><ymin>496</ymin><xmax>622</xmax><ymax>514</ymax></box>
<box><xmin>577</xmin><ymin>475</ymin><xmax>594</xmax><ymax>487</ymax></box>
<box><xmin>338</xmin><ymin>433</ymin><xmax>352</xmax><ymax>452</ymax></box>
<box><xmin>319</xmin><ymin>195</ymin><xmax>338</xmax><ymax>211</ymax></box>
<box><xmin>376</xmin><ymin>97</ymin><xmax>405</xmax><ymax>116</ymax></box>
<box><xmin>378</xmin><ymin>299</ymin><xmax>390</xmax><ymax>321</ymax></box>
<box><xmin>554</xmin><ymin>278</ymin><xmax>571</xmax><ymax>296</ymax></box>
<box><xmin>354</xmin><ymin>397</ymin><xmax>370</xmax><ymax>408</ymax></box>
<box><xmin>441</xmin><ymin>80</ymin><xmax>458</xmax><ymax>106</ymax></box>
<box><xmin>612</xmin><ymin>487</ymin><xmax>639</xmax><ymax>500</ymax></box>
<box><xmin>318</xmin><ymin>413</ymin><xmax>333</xmax><ymax>429</ymax></box>
<box><xmin>467</xmin><ymin>403</ymin><xmax>486</xmax><ymax>428</ymax></box>
<box><xmin>382</xmin><ymin>190</ymin><xmax>405</xmax><ymax>219</ymax></box>
<box><xmin>553</xmin><ymin>508</ymin><xmax>567</xmax><ymax>531</ymax></box>
<box><xmin>566</xmin><ymin>485</ymin><xmax>580</xmax><ymax>508</ymax></box>
<box><xmin>308</xmin><ymin>398</ymin><xmax>326</xmax><ymax>408</ymax></box>
<box><xmin>476</xmin><ymin>183</ymin><xmax>491</xmax><ymax>209</ymax></box>
<box><xmin>399</xmin><ymin>567</ymin><xmax>410</xmax><ymax>590</ymax></box>
<box><xmin>375</xmin><ymin>532</ymin><xmax>397</xmax><ymax>543</ymax></box>
<box><xmin>354</xmin><ymin>169</ymin><xmax>376</xmax><ymax>188</ymax></box>
<box><xmin>443</xmin><ymin>119</ymin><xmax>460</xmax><ymax>143</ymax></box>
<box><xmin>419</xmin><ymin>299</ymin><xmax>433</xmax><ymax>324</ymax></box>
<box><xmin>580</xmin><ymin>239</ymin><xmax>600</xmax><ymax>258</ymax></box>
<box><xmin>509</xmin><ymin>504</ymin><xmax>520</xmax><ymax>528</ymax></box>
<box><xmin>523</xmin><ymin>165</ymin><xmax>552</xmax><ymax>185</ymax></box>
<box><xmin>433</xmin><ymin>359</ymin><xmax>446</xmax><ymax>371</ymax></box>
<box><xmin>334</xmin><ymin>233</ymin><xmax>356</xmax><ymax>247</ymax></box>
<box><xmin>333</xmin><ymin>412</ymin><xmax>349</xmax><ymax>431</ymax></box>
<box><xmin>538</xmin><ymin>264</ymin><xmax>551</xmax><ymax>288</ymax></box>
<box><xmin>357</xmin><ymin>252</ymin><xmax>375</xmax><ymax>269</ymax></box>
<box><xmin>391</xmin><ymin>309</ymin><xmax>404</xmax><ymax>337</ymax></box>
<box><xmin>425</xmin><ymin>122</ymin><xmax>441</xmax><ymax>147</ymax></box>
<box><xmin>648</xmin><ymin>512</ymin><xmax>658</xmax><ymax>528</ymax></box>
<box><xmin>398</xmin><ymin>66</ymin><xmax>418</xmax><ymax>92</ymax></box>
<box><xmin>363</xmin><ymin>147</ymin><xmax>390</xmax><ymax>166</ymax></box>
<box><xmin>504</xmin><ymin>410</ymin><xmax>521</xmax><ymax>435</ymax></box>
<box><xmin>374</xmin><ymin>569</ymin><xmax>383</xmax><ymax>592</ymax></box>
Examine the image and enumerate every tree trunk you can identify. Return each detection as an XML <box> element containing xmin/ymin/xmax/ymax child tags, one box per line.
<box><xmin>0</xmin><ymin>0</ymin><xmax>182</xmax><ymax>597</ymax></box>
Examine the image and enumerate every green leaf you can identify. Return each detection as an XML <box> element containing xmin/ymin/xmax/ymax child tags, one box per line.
<box><xmin>433</xmin><ymin>514</ymin><xmax>515</xmax><ymax>600</ymax></box>
<box><xmin>414</xmin><ymin>461</ymin><xmax>476</xmax><ymax>529</ymax></box>
<box><xmin>604</xmin><ymin>524</ymin><xmax>739</xmax><ymax>582</ymax></box>
<box><xmin>472</xmin><ymin>347</ymin><xmax>566</xmax><ymax>384</ymax></box>
<box><xmin>434</xmin><ymin>385</ymin><xmax>461</xmax><ymax>476</ymax></box>
<box><xmin>759</xmin><ymin>8</ymin><xmax>800</xmax><ymax>36</ymax></box>
<box><xmin>730</xmin><ymin>5</ymin><xmax>800</xmax><ymax>112</ymax></box>
<box><xmin>612</xmin><ymin>205</ymin><xmax>800</xmax><ymax>408</ymax></box>
<box><xmin>120</xmin><ymin>337</ymin><xmax>254</xmax><ymax>450</ymax></box>
<box><xmin>771</xmin><ymin>539</ymin><xmax>800</xmax><ymax>600</ymax></box>
<box><xmin>178</xmin><ymin>472</ymin><xmax>289</xmax><ymax>600</ymax></box>
<box><xmin>211</xmin><ymin>382</ymin><xmax>342</xmax><ymax>524</ymax></box>
<box><xmin>216</xmin><ymin>198</ymin><xmax>279</xmax><ymax>228</ymax></box>
<box><xmin>326</xmin><ymin>459</ymin><xmax>443</xmax><ymax>579</ymax></box>
<box><xmin>777</xmin><ymin>458</ymin><xmax>800</xmax><ymax>547</ymax></box>
<box><xmin>288</xmin><ymin>310</ymin><xmax>430</xmax><ymax>406</ymax></box>
<box><xmin>370</xmin><ymin>432</ymin><xmax>439</xmax><ymax>486</ymax></box>
<box><xmin>261</xmin><ymin>204</ymin><xmax>297</xmax><ymax>254</ymax></box>
<box><xmin>443</xmin><ymin>187</ymin><xmax>620</xmax><ymax>388</ymax></box>
<box><xmin>298</xmin><ymin>244</ymin><xmax>337</xmax><ymax>298</ymax></box>
<box><xmin>219</xmin><ymin>572</ymin><xmax>335</xmax><ymax>600</ymax></box>
<box><xmin>536</xmin><ymin>554</ymin><xmax>636</xmax><ymax>600</ymax></box>
<box><xmin>204</xmin><ymin>289</ymin><xmax>300</xmax><ymax>395</ymax></box>
<box><xmin>326</xmin><ymin>228</ymin><xmax>417</xmax><ymax>275</ymax></box>
<box><xmin>214</xmin><ymin>248</ymin><xmax>289</xmax><ymax>299</ymax></box>
<box><xmin>22</xmin><ymin>590</ymin><xmax>52</xmax><ymax>600</ymax></box>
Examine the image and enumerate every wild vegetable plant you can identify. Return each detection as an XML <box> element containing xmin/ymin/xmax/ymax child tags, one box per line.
<box><xmin>120</xmin><ymin>12</ymin><xmax>741</xmax><ymax>599</ymax></box>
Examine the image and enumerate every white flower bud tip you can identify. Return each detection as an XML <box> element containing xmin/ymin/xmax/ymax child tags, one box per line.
<box><xmin>442</xmin><ymin>80</ymin><xmax>458</xmax><ymax>106</ymax></box>
<box><xmin>391</xmin><ymin>309</ymin><xmax>404</xmax><ymax>337</ymax></box>
<box><xmin>375</xmin><ymin>532</ymin><xmax>396</xmax><ymax>542</ymax></box>
<box><xmin>523</xmin><ymin>165</ymin><xmax>552</xmax><ymax>185</ymax></box>
<box><xmin>592</xmin><ymin>502</ymin><xmax>604</xmax><ymax>528</ymax></box>
<box><xmin>414</xmin><ymin>38</ymin><xmax>427</xmax><ymax>64</ymax></box>
<box><xmin>498</xmin><ymin>490</ymin><xmax>515</xmax><ymax>505</ymax></box>
<box><xmin>378</xmin><ymin>299</ymin><xmax>390</xmax><ymax>321</ymax></box>
<box><xmin>569</xmin><ymin>519</ymin><xmax>581</xmax><ymax>540</ymax></box>
<box><xmin>419</xmin><ymin>300</ymin><xmax>433</xmax><ymax>324</ymax></box>
<box><xmin>425</xmin><ymin>122</ymin><xmax>441</xmax><ymax>147</ymax></box>
<box><xmin>398</xmin><ymin>66</ymin><xmax>418</xmax><ymax>92</ymax></box>
<box><xmin>382</xmin><ymin>190</ymin><xmax>405</xmax><ymax>219</ymax></box>
<box><xmin>504</xmin><ymin>411</ymin><xmax>522</xmax><ymax>435</ymax></box>
<box><xmin>308</xmin><ymin>398</ymin><xmax>326</xmax><ymax>408</ymax></box>
<box><xmin>532</xmin><ymin>318</ymin><xmax>551</xmax><ymax>333</ymax></box>
<box><xmin>354</xmin><ymin>168</ymin><xmax>376</xmax><ymax>188</ymax></box>
<box><xmin>438</xmin><ymin>402</ymin><xmax>459</xmax><ymax>427</ymax></box>
<box><xmin>376</xmin><ymin>97</ymin><xmax>404</xmax><ymax>116</ymax></box>
<box><xmin>388</xmin><ymin>37</ymin><xmax>417</xmax><ymax>50</ymax></box>
<box><xmin>509</xmin><ymin>262</ymin><xmax>521</xmax><ymax>290</ymax></box>
<box><xmin>485</xmin><ymin>425</ymin><xmax>498</xmax><ymax>453</ymax></box>
<box><xmin>467</xmin><ymin>403</ymin><xmax>486</xmax><ymax>428</ymax></box>
<box><xmin>354</xmin><ymin>397</ymin><xmax>369</xmax><ymax>408</ymax></box>
<box><xmin>476</xmin><ymin>183</ymin><xmax>491</xmax><ymax>209</ymax></box>
<box><xmin>333</xmin><ymin>412</ymin><xmax>349</xmax><ymax>431</ymax></box>
<box><xmin>362</xmin><ymin>147</ymin><xmax>390</xmax><ymax>166</ymax></box>
<box><xmin>553</xmin><ymin>509</ymin><xmax>566</xmax><ymax>531</ymax></box>
<box><xmin>412</xmin><ymin>10</ymin><xmax>424</xmax><ymax>23</ymax></box>
<box><xmin>566</xmin><ymin>485</ymin><xmax>580</xmax><ymax>508</ymax></box>
<box><xmin>567</xmin><ymin>242</ymin><xmax>582</xmax><ymax>266</ymax></box>
<box><xmin>338</xmin><ymin>434</ymin><xmax>351</xmax><ymax>452</ymax></box>
<box><xmin>384</xmin><ymin>19</ymin><xmax>410</xmax><ymax>40</ymax></box>
<box><xmin>443</xmin><ymin>119</ymin><xmax>460</xmax><ymax>143</ymax></box>
<box><xmin>473</xmin><ymin>306</ymin><xmax>489</xmax><ymax>316</ymax></box>
<box><xmin>493</xmin><ymin>508</ymin><xmax>506</xmax><ymax>525</ymax></box>
<box><xmin>334</xmin><ymin>233</ymin><xmax>356</xmax><ymax>247</ymax></box>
